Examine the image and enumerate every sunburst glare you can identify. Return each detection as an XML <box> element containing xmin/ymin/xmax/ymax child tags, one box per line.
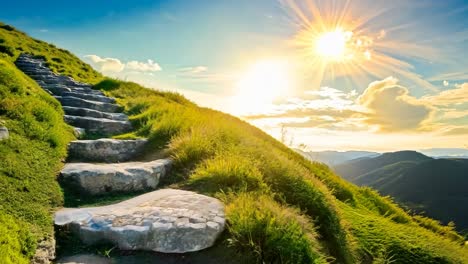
<box><xmin>282</xmin><ymin>0</ymin><xmax>438</xmax><ymax>91</ymax></box>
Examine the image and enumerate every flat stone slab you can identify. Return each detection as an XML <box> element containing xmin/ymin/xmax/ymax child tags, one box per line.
<box><xmin>0</xmin><ymin>126</ymin><xmax>8</xmax><ymax>140</ymax></box>
<box><xmin>63</xmin><ymin>106</ymin><xmax>128</xmax><ymax>121</ymax></box>
<box><xmin>60</xmin><ymin>159</ymin><xmax>172</xmax><ymax>195</ymax></box>
<box><xmin>56</xmin><ymin>96</ymin><xmax>122</xmax><ymax>113</ymax></box>
<box><xmin>61</xmin><ymin>91</ymin><xmax>116</xmax><ymax>104</ymax></box>
<box><xmin>68</xmin><ymin>138</ymin><xmax>147</xmax><ymax>163</ymax></box>
<box><xmin>64</xmin><ymin>115</ymin><xmax>132</xmax><ymax>136</ymax></box>
<box><xmin>55</xmin><ymin>189</ymin><xmax>225</xmax><ymax>253</ymax></box>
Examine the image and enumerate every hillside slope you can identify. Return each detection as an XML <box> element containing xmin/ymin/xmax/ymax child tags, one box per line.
<box><xmin>335</xmin><ymin>151</ymin><xmax>468</xmax><ymax>232</ymax></box>
<box><xmin>0</xmin><ymin>23</ymin><xmax>467</xmax><ymax>263</ymax></box>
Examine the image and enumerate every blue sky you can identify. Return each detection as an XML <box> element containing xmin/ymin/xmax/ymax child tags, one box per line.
<box><xmin>1</xmin><ymin>0</ymin><xmax>468</xmax><ymax>151</ymax></box>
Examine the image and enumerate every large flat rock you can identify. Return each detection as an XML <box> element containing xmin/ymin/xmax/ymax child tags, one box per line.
<box><xmin>55</xmin><ymin>189</ymin><xmax>225</xmax><ymax>253</ymax></box>
<box><xmin>67</xmin><ymin>138</ymin><xmax>147</xmax><ymax>162</ymax></box>
<box><xmin>60</xmin><ymin>160</ymin><xmax>172</xmax><ymax>195</ymax></box>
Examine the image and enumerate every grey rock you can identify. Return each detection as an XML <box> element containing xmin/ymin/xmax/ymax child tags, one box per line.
<box><xmin>55</xmin><ymin>254</ymin><xmax>111</xmax><ymax>264</ymax></box>
<box><xmin>64</xmin><ymin>115</ymin><xmax>132</xmax><ymax>136</ymax></box>
<box><xmin>60</xmin><ymin>159</ymin><xmax>172</xmax><ymax>195</ymax></box>
<box><xmin>44</xmin><ymin>85</ymin><xmax>73</xmax><ymax>95</ymax></box>
<box><xmin>63</xmin><ymin>106</ymin><xmax>128</xmax><ymax>121</ymax></box>
<box><xmin>55</xmin><ymin>189</ymin><xmax>225</xmax><ymax>253</ymax></box>
<box><xmin>68</xmin><ymin>138</ymin><xmax>147</xmax><ymax>163</ymax></box>
<box><xmin>0</xmin><ymin>126</ymin><xmax>9</xmax><ymax>140</ymax></box>
<box><xmin>56</xmin><ymin>96</ymin><xmax>122</xmax><ymax>113</ymax></box>
<box><xmin>61</xmin><ymin>91</ymin><xmax>116</xmax><ymax>104</ymax></box>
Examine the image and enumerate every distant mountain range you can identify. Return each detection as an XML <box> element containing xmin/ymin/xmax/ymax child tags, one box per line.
<box><xmin>296</xmin><ymin>150</ymin><xmax>380</xmax><ymax>166</ymax></box>
<box><xmin>333</xmin><ymin>151</ymin><xmax>468</xmax><ymax>232</ymax></box>
<box><xmin>298</xmin><ymin>148</ymin><xmax>468</xmax><ymax>167</ymax></box>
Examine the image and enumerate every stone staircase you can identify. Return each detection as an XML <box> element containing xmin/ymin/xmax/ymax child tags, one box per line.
<box><xmin>15</xmin><ymin>54</ymin><xmax>225</xmax><ymax>263</ymax></box>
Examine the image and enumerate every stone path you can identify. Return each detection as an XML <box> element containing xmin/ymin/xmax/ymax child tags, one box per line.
<box><xmin>15</xmin><ymin>54</ymin><xmax>225</xmax><ymax>261</ymax></box>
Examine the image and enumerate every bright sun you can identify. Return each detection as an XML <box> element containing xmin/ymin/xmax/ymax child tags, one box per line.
<box><xmin>233</xmin><ymin>60</ymin><xmax>291</xmax><ymax>114</ymax></box>
<box><xmin>315</xmin><ymin>29</ymin><xmax>351</xmax><ymax>61</ymax></box>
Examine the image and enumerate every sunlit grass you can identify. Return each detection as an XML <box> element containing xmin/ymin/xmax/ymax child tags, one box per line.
<box><xmin>100</xmin><ymin>77</ymin><xmax>467</xmax><ymax>263</ymax></box>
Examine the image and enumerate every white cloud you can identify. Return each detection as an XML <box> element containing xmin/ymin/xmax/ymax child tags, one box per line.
<box><xmin>358</xmin><ymin>77</ymin><xmax>433</xmax><ymax>131</ymax></box>
<box><xmin>247</xmin><ymin>78</ymin><xmax>437</xmax><ymax>132</ymax></box>
<box><xmin>178</xmin><ymin>66</ymin><xmax>208</xmax><ymax>74</ymax></box>
<box><xmin>126</xmin><ymin>59</ymin><xmax>161</xmax><ymax>72</ymax></box>
<box><xmin>84</xmin><ymin>55</ymin><xmax>125</xmax><ymax>73</ymax></box>
<box><xmin>84</xmin><ymin>55</ymin><xmax>162</xmax><ymax>73</ymax></box>
<box><xmin>423</xmin><ymin>83</ymin><xmax>468</xmax><ymax>105</ymax></box>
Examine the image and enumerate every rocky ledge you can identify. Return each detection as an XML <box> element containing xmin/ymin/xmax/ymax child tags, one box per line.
<box><xmin>55</xmin><ymin>189</ymin><xmax>226</xmax><ymax>253</ymax></box>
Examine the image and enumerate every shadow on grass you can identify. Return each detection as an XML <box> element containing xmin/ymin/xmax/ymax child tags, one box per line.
<box><xmin>55</xmin><ymin>227</ymin><xmax>253</xmax><ymax>264</ymax></box>
<box><xmin>61</xmin><ymin>185</ymin><xmax>149</xmax><ymax>208</ymax></box>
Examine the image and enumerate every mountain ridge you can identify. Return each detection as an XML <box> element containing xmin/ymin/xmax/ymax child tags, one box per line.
<box><xmin>334</xmin><ymin>151</ymin><xmax>468</xmax><ymax>232</ymax></box>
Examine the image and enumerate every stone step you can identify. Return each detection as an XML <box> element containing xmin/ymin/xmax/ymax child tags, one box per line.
<box><xmin>17</xmin><ymin>66</ymin><xmax>49</xmax><ymax>72</ymax></box>
<box><xmin>43</xmin><ymin>86</ymin><xmax>73</xmax><ymax>96</ymax></box>
<box><xmin>27</xmin><ymin>72</ymin><xmax>57</xmax><ymax>78</ymax></box>
<box><xmin>23</xmin><ymin>70</ymin><xmax>53</xmax><ymax>77</ymax></box>
<box><xmin>70</xmin><ymin>88</ymin><xmax>103</xmax><ymax>96</ymax></box>
<box><xmin>15</xmin><ymin>61</ymin><xmax>44</xmax><ymax>67</ymax></box>
<box><xmin>56</xmin><ymin>96</ymin><xmax>122</xmax><ymax>113</ymax></box>
<box><xmin>63</xmin><ymin>106</ymin><xmax>128</xmax><ymax>121</ymax></box>
<box><xmin>61</xmin><ymin>91</ymin><xmax>115</xmax><ymax>104</ymax></box>
<box><xmin>67</xmin><ymin>138</ymin><xmax>147</xmax><ymax>162</ymax></box>
<box><xmin>64</xmin><ymin>115</ymin><xmax>132</xmax><ymax>136</ymax></box>
<box><xmin>59</xmin><ymin>159</ymin><xmax>172</xmax><ymax>195</ymax></box>
<box><xmin>41</xmin><ymin>83</ymin><xmax>103</xmax><ymax>95</ymax></box>
<box><xmin>54</xmin><ymin>189</ymin><xmax>225</xmax><ymax>253</ymax></box>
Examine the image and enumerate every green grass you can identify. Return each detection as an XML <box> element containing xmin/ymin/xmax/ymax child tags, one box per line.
<box><xmin>0</xmin><ymin>22</ymin><xmax>97</xmax><ymax>262</ymax></box>
<box><xmin>0</xmin><ymin>59</ymin><xmax>75</xmax><ymax>262</ymax></box>
<box><xmin>98</xmin><ymin>78</ymin><xmax>468</xmax><ymax>263</ymax></box>
<box><xmin>223</xmin><ymin>193</ymin><xmax>326</xmax><ymax>263</ymax></box>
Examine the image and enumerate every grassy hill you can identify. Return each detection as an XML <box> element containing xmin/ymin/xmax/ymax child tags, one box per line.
<box><xmin>335</xmin><ymin>151</ymin><xmax>468</xmax><ymax>233</ymax></box>
<box><xmin>1</xmin><ymin>23</ymin><xmax>467</xmax><ymax>263</ymax></box>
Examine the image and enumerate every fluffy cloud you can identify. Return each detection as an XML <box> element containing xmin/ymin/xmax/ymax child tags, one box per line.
<box><xmin>358</xmin><ymin>77</ymin><xmax>433</xmax><ymax>131</ymax></box>
<box><xmin>245</xmin><ymin>87</ymin><xmax>363</xmax><ymax>130</ymax></box>
<box><xmin>422</xmin><ymin>83</ymin><xmax>468</xmax><ymax>105</ymax></box>
<box><xmin>84</xmin><ymin>55</ymin><xmax>162</xmax><ymax>73</ymax></box>
<box><xmin>126</xmin><ymin>59</ymin><xmax>161</xmax><ymax>72</ymax></box>
<box><xmin>247</xmin><ymin>78</ymin><xmax>439</xmax><ymax>132</ymax></box>
<box><xmin>84</xmin><ymin>55</ymin><xmax>125</xmax><ymax>72</ymax></box>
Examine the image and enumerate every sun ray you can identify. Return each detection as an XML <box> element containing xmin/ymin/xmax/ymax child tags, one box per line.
<box><xmin>282</xmin><ymin>0</ymin><xmax>441</xmax><ymax>92</ymax></box>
